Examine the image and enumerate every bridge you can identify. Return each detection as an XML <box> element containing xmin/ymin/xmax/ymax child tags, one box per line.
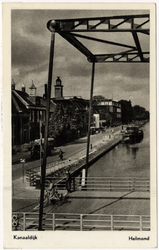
<box><xmin>12</xmin><ymin>176</ymin><xmax>150</xmax><ymax>231</ymax></box>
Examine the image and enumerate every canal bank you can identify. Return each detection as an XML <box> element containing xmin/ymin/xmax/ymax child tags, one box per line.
<box><xmin>26</xmin><ymin>134</ymin><xmax>121</xmax><ymax>187</ymax></box>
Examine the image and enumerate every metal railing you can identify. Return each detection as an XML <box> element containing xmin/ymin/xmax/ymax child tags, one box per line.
<box><xmin>75</xmin><ymin>177</ymin><xmax>150</xmax><ymax>192</ymax></box>
<box><xmin>41</xmin><ymin>176</ymin><xmax>150</xmax><ymax>192</ymax></box>
<box><xmin>12</xmin><ymin>212</ymin><xmax>150</xmax><ymax>231</ymax></box>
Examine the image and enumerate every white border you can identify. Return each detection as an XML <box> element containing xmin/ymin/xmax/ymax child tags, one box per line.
<box><xmin>1</xmin><ymin>2</ymin><xmax>157</xmax><ymax>249</ymax></box>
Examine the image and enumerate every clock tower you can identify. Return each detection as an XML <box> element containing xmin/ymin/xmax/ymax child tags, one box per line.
<box><xmin>55</xmin><ymin>77</ymin><xmax>63</xmax><ymax>99</ymax></box>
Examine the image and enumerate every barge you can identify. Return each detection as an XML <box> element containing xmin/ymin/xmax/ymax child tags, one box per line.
<box><xmin>122</xmin><ymin>126</ymin><xmax>144</xmax><ymax>143</ymax></box>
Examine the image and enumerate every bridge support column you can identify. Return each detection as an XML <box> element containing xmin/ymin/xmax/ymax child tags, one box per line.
<box><xmin>38</xmin><ymin>25</ymin><xmax>56</xmax><ymax>231</ymax></box>
<box><xmin>85</xmin><ymin>61</ymin><xmax>95</xmax><ymax>178</ymax></box>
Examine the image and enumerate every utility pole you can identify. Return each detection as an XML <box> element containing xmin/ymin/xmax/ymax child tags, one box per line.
<box><xmin>38</xmin><ymin>21</ymin><xmax>56</xmax><ymax>230</ymax></box>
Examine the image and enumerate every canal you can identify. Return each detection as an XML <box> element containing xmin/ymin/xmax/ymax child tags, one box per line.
<box><xmin>88</xmin><ymin>123</ymin><xmax>150</xmax><ymax>178</ymax></box>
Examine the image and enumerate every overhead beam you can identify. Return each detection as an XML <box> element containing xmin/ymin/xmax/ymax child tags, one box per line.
<box><xmin>54</xmin><ymin>14</ymin><xmax>149</xmax><ymax>32</ymax></box>
<box><xmin>58</xmin><ymin>29</ymin><xmax>149</xmax><ymax>33</ymax></box>
<box><xmin>54</xmin><ymin>14</ymin><xmax>149</xmax><ymax>23</ymax></box>
<box><xmin>72</xmin><ymin>33</ymin><xmax>136</xmax><ymax>50</ymax></box>
<box><xmin>94</xmin><ymin>51</ymin><xmax>149</xmax><ymax>62</ymax></box>
<box><xmin>47</xmin><ymin>14</ymin><xmax>149</xmax><ymax>63</ymax></box>
<box><xmin>58</xmin><ymin>32</ymin><xmax>95</xmax><ymax>61</ymax></box>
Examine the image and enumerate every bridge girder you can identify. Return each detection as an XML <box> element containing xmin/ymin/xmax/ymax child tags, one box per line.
<box><xmin>47</xmin><ymin>14</ymin><xmax>150</xmax><ymax>63</ymax></box>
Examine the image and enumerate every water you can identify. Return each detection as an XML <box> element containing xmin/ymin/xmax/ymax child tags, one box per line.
<box><xmin>88</xmin><ymin>123</ymin><xmax>150</xmax><ymax>178</ymax></box>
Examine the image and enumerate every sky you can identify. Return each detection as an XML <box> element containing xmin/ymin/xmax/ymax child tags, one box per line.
<box><xmin>11</xmin><ymin>7</ymin><xmax>150</xmax><ymax>110</ymax></box>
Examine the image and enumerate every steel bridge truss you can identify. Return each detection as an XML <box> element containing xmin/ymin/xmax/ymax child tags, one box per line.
<box><xmin>38</xmin><ymin>14</ymin><xmax>150</xmax><ymax>230</ymax></box>
<box><xmin>47</xmin><ymin>14</ymin><xmax>150</xmax><ymax>63</ymax></box>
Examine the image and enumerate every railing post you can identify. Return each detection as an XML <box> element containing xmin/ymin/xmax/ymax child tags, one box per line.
<box><xmin>73</xmin><ymin>177</ymin><xmax>76</xmax><ymax>191</ymax></box>
<box><xmin>129</xmin><ymin>178</ymin><xmax>131</xmax><ymax>191</ymax></box>
<box><xmin>133</xmin><ymin>178</ymin><xmax>135</xmax><ymax>191</ymax></box>
<box><xmin>109</xmin><ymin>178</ymin><xmax>111</xmax><ymax>191</ymax></box>
<box><xmin>140</xmin><ymin>215</ymin><xmax>142</xmax><ymax>231</ymax></box>
<box><xmin>111</xmin><ymin>215</ymin><xmax>113</xmax><ymax>230</ymax></box>
<box><xmin>147</xmin><ymin>179</ymin><xmax>149</xmax><ymax>191</ymax></box>
<box><xmin>52</xmin><ymin>213</ymin><xmax>55</xmax><ymax>231</ymax></box>
<box><xmin>80</xmin><ymin>214</ymin><xmax>83</xmax><ymax>231</ymax></box>
<box><xmin>23</xmin><ymin>213</ymin><xmax>26</xmax><ymax>231</ymax></box>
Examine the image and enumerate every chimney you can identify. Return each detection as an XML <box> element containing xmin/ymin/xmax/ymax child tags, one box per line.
<box><xmin>43</xmin><ymin>84</ymin><xmax>47</xmax><ymax>100</ymax></box>
<box><xmin>11</xmin><ymin>79</ymin><xmax>16</xmax><ymax>90</ymax></box>
<box><xmin>45</xmin><ymin>84</ymin><xmax>47</xmax><ymax>99</ymax></box>
<box><xmin>22</xmin><ymin>83</ymin><xmax>26</xmax><ymax>92</ymax></box>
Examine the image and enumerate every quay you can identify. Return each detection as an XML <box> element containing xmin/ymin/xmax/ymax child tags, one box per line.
<box><xmin>27</xmin><ymin>136</ymin><xmax>121</xmax><ymax>187</ymax></box>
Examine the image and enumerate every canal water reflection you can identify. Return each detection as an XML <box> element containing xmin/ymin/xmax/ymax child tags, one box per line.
<box><xmin>88</xmin><ymin>123</ymin><xmax>150</xmax><ymax>178</ymax></box>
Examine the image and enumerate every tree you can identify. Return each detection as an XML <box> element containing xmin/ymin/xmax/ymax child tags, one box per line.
<box><xmin>49</xmin><ymin>102</ymin><xmax>84</xmax><ymax>146</ymax></box>
<box><xmin>133</xmin><ymin>105</ymin><xmax>149</xmax><ymax>121</ymax></box>
<box><xmin>119</xmin><ymin>100</ymin><xmax>133</xmax><ymax>124</ymax></box>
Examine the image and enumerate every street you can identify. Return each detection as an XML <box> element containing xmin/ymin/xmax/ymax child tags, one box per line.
<box><xmin>12</xmin><ymin>126</ymin><xmax>121</xmax><ymax>181</ymax></box>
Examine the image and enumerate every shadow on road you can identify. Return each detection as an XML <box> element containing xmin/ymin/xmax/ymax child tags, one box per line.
<box><xmin>89</xmin><ymin>191</ymin><xmax>134</xmax><ymax>214</ymax></box>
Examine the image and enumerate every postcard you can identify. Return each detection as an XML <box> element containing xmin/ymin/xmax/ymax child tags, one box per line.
<box><xmin>2</xmin><ymin>2</ymin><xmax>157</xmax><ymax>249</ymax></box>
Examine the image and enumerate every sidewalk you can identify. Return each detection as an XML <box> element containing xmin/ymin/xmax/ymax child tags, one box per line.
<box><xmin>12</xmin><ymin>127</ymin><xmax>121</xmax><ymax>164</ymax></box>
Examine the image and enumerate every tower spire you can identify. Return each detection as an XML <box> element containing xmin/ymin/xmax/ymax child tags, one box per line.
<box><xmin>29</xmin><ymin>80</ymin><xmax>37</xmax><ymax>96</ymax></box>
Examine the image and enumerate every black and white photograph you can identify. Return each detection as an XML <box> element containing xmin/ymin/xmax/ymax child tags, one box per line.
<box><xmin>2</xmin><ymin>2</ymin><xmax>157</xmax><ymax>249</ymax></box>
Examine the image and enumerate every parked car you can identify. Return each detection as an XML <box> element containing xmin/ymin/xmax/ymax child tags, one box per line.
<box><xmin>30</xmin><ymin>138</ymin><xmax>54</xmax><ymax>159</ymax></box>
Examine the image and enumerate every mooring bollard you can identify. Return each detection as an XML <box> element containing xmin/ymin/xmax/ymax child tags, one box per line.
<box><xmin>20</xmin><ymin>159</ymin><xmax>25</xmax><ymax>183</ymax></box>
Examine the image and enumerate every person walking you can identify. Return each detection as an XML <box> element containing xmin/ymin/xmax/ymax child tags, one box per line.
<box><xmin>59</xmin><ymin>149</ymin><xmax>64</xmax><ymax>161</ymax></box>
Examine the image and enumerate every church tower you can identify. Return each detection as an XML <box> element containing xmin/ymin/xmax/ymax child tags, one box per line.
<box><xmin>54</xmin><ymin>77</ymin><xmax>63</xmax><ymax>99</ymax></box>
<box><xmin>29</xmin><ymin>80</ymin><xmax>37</xmax><ymax>96</ymax></box>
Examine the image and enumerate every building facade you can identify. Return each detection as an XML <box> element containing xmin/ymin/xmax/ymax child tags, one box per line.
<box><xmin>93</xmin><ymin>96</ymin><xmax>122</xmax><ymax>127</ymax></box>
<box><xmin>12</xmin><ymin>80</ymin><xmax>56</xmax><ymax>146</ymax></box>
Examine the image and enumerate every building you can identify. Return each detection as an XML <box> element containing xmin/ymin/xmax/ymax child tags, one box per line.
<box><xmin>93</xmin><ymin>96</ymin><xmax>122</xmax><ymax>127</ymax></box>
<box><xmin>12</xmin><ymin>80</ymin><xmax>56</xmax><ymax>147</ymax></box>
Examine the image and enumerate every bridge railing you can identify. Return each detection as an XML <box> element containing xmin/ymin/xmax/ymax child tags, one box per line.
<box><xmin>74</xmin><ymin>177</ymin><xmax>150</xmax><ymax>192</ymax></box>
<box><xmin>45</xmin><ymin>176</ymin><xmax>150</xmax><ymax>192</ymax></box>
<box><xmin>24</xmin><ymin>175</ymin><xmax>150</xmax><ymax>192</ymax></box>
<box><xmin>12</xmin><ymin>212</ymin><xmax>150</xmax><ymax>231</ymax></box>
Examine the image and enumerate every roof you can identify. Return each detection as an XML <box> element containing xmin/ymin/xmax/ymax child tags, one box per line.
<box><xmin>12</xmin><ymin>90</ymin><xmax>56</xmax><ymax>113</ymax></box>
<box><xmin>52</xmin><ymin>97</ymin><xmax>89</xmax><ymax>111</ymax></box>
